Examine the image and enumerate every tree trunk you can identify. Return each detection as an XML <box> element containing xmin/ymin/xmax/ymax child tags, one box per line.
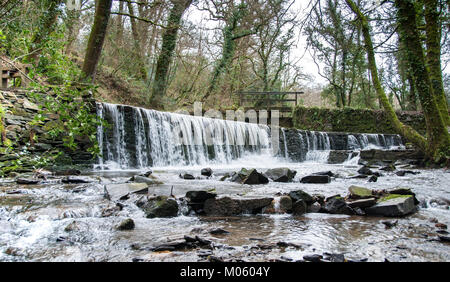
<box><xmin>345</xmin><ymin>0</ymin><xmax>428</xmax><ymax>154</ymax></box>
<box><xmin>423</xmin><ymin>0</ymin><xmax>450</xmax><ymax>125</ymax></box>
<box><xmin>81</xmin><ymin>0</ymin><xmax>113</xmax><ymax>82</ymax></box>
<box><xmin>151</xmin><ymin>0</ymin><xmax>192</xmax><ymax>107</ymax></box>
<box><xmin>395</xmin><ymin>0</ymin><xmax>449</xmax><ymax>162</ymax></box>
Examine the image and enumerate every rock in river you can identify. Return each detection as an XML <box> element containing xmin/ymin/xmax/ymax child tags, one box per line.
<box><xmin>300</xmin><ymin>175</ymin><xmax>331</xmax><ymax>184</ymax></box>
<box><xmin>289</xmin><ymin>190</ymin><xmax>314</xmax><ymax>205</ymax></box>
<box><xmin>365</xmin><ymin>195</ymin><xmax>416</xmax><ymax>217</ymax></box>
<box><xmin>203</xmin><ymin>196</ymin><xmax>273</xmax><ymax>216</ymax></box>
<box><xmin>117</xmin><ymin>218</ymin><xmax>135</xmax><ymax>230</ymax></box>
<box><xmin>264</xmin><ymin>168</ymin><xmax>296</xmax><ymax>182</ymax></box>
<box><xmin>348</xmin><ymin>185</ymin><xmax>374</xmax><ymax>199</ymax></box>
<box><xmin>231</xmin><ymin>168</ymin><xmax>269</xmax><ymax>185</ymax></box>
<box><xmin>140</xmin><ymin>196</ymin><xmax>179</xmax><ymax>218</ymax></box>
<box><xmin>201</xmin><ymin>168</ymin><xmax>213</xmax><ymax>177</ymax></box>
<box><xmin>323</xmin><ymin>196</ymin><xmax>354</xmax><ymax>215</ymax></box>
<box><xmin>104</xmin><ymin>183</ymin><xmax>149</xmax><ymax>201</ymax></box>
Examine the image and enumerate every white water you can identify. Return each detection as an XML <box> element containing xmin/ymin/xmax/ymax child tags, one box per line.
<box><xmin>96</xmin><ymin>103</ymin><xmax>405</xmax><ymax>170</ymax></box>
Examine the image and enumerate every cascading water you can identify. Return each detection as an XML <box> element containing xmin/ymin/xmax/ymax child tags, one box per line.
<box><xmin>96</xmin><ymin>103</ymin><xmax>272</xmax><ymax>169</ymax></box>
<box><xmin>95</xmin><ymin>102</ymin><xmax>405</xmax><ymax>169</ymax></box>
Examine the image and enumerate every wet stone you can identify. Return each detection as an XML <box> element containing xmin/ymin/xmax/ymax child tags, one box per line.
<box><xmin>201</xmin><ymin>168</ymin><xmax>213</xmax><ymax>177</ymax></box>
<box><xmin>300</xmin><ymin>175</ymin><xmax>331</xmax><ymax>184</ymax></box>
<box><xmin>117</xmin><ymin>218</ymin><xmax>135</xmax><ymax>230</ymax></box>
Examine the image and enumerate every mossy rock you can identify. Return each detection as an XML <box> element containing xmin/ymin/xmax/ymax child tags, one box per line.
<box><xmin>348</xmin><ymin>185</ymin><xmax>373</xmax><ymax>199</ymax></box>
<box><xmin>141</xmin><ymin>196</ymin><xmax>179</xmax><ymax>218</ymax></box>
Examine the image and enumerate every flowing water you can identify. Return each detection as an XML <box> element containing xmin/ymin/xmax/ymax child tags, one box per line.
<box><xmin>0</xmin><ymin>103</ymin><xmax>448</xmax><ymax>262</ymax></box>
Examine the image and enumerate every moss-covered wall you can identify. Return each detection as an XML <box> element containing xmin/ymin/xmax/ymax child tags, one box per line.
<box><xmin>0</xmin><ymin>90</ymin><xmax>93</xmax><ymax>176</ymax></box>
<box><xmin>292</xmin><ymin>106</ymin><xmax>427</xmax><ymax>135</ymax></box>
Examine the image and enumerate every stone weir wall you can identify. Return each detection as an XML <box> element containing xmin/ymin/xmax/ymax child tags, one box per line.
<box><xmin>292</xmin><ymin>106</ymin><xmax>427</xmax><ymax>135</ymax></box>
<box><xmin>0</xmin><ymin>90</ymin><xmax>93</xmax><ymax>175</ymax></box>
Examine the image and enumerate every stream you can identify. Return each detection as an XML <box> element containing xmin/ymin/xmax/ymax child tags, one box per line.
<box><xmin>0</xmin><ymin>156</ymin><xmax>449</xmax><ymax>262</ymax></box>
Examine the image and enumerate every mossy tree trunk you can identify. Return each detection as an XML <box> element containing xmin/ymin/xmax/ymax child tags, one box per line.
<box><xmin>81</xmin><ymin>0</ymin><xmax>113</xmax><ymax>83</ymax></box>
<box><xmin>150</xmin><ymin>0</ymin><xmax>192</xmax><ymax>108</ymax></box>
<box><xmin>345</xmin><ymin>0</ymin><xmax>428</xmax><ymax>153</ymax></box>
<box><xmin>423</xmin><ymin>0</ymin><xmax>450</xmax><ymax>125</ymax></box>
<box><xmin>346</xmin><ymin>0</ymin><xmax>449</xmax><ymax>163</ymax></box>
<box><xmin>394</xmin><ymin>0</ymin><xmax>449</xmax><ymax>162</ymax></box>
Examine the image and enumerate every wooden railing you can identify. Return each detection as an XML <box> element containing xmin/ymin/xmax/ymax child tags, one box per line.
<box><xmin>237</xmin><ymin>91</ymin><xmax>304</xmax><ymax>112</ymax></box>
<box><xmin>1</xmin><ymin>60</ymin><xmax>32</xmax><ymax>89</ymax></box>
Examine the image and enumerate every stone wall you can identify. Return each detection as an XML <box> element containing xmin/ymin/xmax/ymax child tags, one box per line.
<box><xmin>0</xmin><ymin>90</ymin><xmax>93</xmax><ymax>175</ymax></box>
<box><xmin>292</xmin><ymin>106</ymin><xmax>427</xmax><ymax>135</ymax></box>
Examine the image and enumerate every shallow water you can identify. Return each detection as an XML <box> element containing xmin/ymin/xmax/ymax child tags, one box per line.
<box><xmin>0</xmin><ymin>159</ymin><xmax>449</xmax><ymax>262</ymax></box>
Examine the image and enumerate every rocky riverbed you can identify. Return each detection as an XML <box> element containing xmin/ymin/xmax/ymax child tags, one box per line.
<box><xmin>0</xmin><ymin>157</ymin><xmax>449</xmax><ymax>262</ymax></box>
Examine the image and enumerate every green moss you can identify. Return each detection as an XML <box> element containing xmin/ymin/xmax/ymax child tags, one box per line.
<box><xmin>379</xmin><ymin>194</ymin><xmax>412</xmax><ymax>202</ymax></box>
<box><xmin>292</xmin><ymin>106</ymin><xmax>426</xmax><ymax>134</ymax></box>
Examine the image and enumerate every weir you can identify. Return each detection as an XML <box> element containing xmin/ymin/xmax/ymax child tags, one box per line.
<box><xmin>96</xmin><ymin>102</ymin><xmax>404</xmax><ymax>169</ymax></box>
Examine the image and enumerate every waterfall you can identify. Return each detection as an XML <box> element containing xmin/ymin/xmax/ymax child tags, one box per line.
<box><xmin>96</xmin><ymin>102</ymin><xmax>272</xmax><ymax>169</ymax></box>
<box><xmin>95</xmin><ymin>102</ymin><xmax>405</xmax><ymax>169</ymax></box>
<box><xmin>305</xmin><ymin>131</ymin><xmax>332</xmax><ymax>162</ymax></box>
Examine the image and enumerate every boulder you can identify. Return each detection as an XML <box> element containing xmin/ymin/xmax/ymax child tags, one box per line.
<box><xmin>185</xmin><ymin>190</ymin><xmax>217</xmax><ymax>214</ymax></box>
<box><xmin>140</xmin><ymin>196</ymin><xmax>179</xmax><ymax>218</ymax></box>
<box><xmin>357</xmin><ymin>166</ymin><xmax>373</xmax><ymax>175</ymax></box>
<box><xmin>348</xmin><ymin>185</ymin><xmax>374</xmax><ymax>199</ymax></box>
<box><xmin>289</xmin><ymin>190</ymin><xmax>314</xmax><ymax>205</ymax></box>
<box><xmin>117</xmin><ymin>218</ymin><xmax>135</xmax><ymax>230</ymax></box>
<box><xmin>264</xmin><ymin>168</ymin><xmax>297</xmax><ymax>182</ymax></box>
<box><xmin>300</xmin><ymin>175</ymin><xmax>330</xmax><ymax>184</ymax></box>
<box><xmin>185</xmin><ymin>191</ymin><xmax>217</xmax><ymax>202</ymax></box>
<box><xmin>232</xmin><ymin>168</ymin><xmax>269</xmax><ymax>185</ymax></box>
<box><xmin>104</xmin><ymin>183</ymin><xmax>149</xmax><ymax>201</ymax></box>
<box><xmin>180</xmin><ymin>173</ymin><xmax>195</xmax><ymax>180</ymax></box>
<box><xmin>201</xmin><ymin>168</ymin><xmax>213</xmax><ymax>177</ymax></box>
<box><xmin>292</xmin><ymin>199</ymin><xmax>307</xmax><ymax>215</ymax></box>
<box><xmin>323</xmin><ymin>196</ymin><xmax>354</xmax><ymax>215</ymax></box>
<box><xmin>203</xmin><ymin>197</ymin><xmax>273</xmax><ymax>216</ymax></box>
<box><xmin>365</xmin><ymin>195</ymin><xmax>416</xmax><ymax>217</ymax></box>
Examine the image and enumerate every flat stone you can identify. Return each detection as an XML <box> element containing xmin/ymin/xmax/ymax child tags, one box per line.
<box><xmin>347</xmin><ymin>198</ymin><xmax>377</xmax><ymax>209</ymax></box>
<box><xmin>365</xmin><ymin>195</ymin><xmax>416</xmax><ymax>217</ymax></box>
<box><xmin>104</xmin><ymin>183</ymin><xmax>149</xmax><ymax>201</ymax></box>
<box><xmin>22</xmin><ymin>99</ymin><xmax>39</xmax><ymax>111</ymax></box>
<box><xmin>348</xmin><ymin>185</ymin><xmax>373</xmax><ymax>199</ymax></box>
<box><xmin>300</xmin><ymin>175</ymin><xmax>330</xmax><ymax>184</ymax></box>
